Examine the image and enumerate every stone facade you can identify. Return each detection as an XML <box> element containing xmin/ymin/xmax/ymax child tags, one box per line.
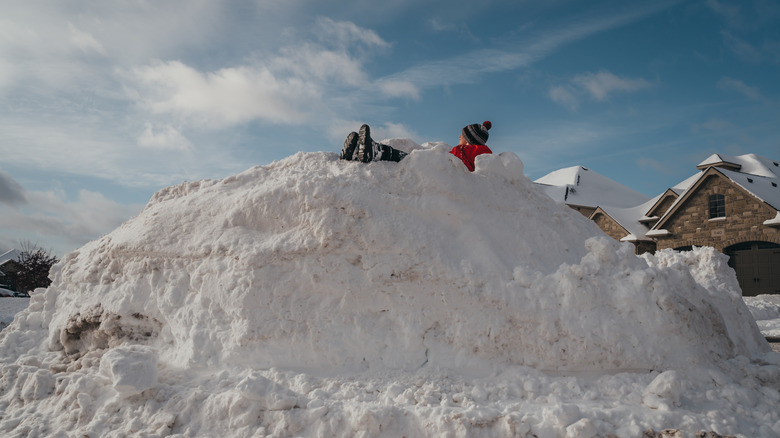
<box><xmin>648</xmin><ymin>192</ymin><xmax>677</xmax><ymax>218</ymax></box>
<box><xmin>653</xmin><ymin>172</ymin><xmax>780</xmax><ymax>251</ymax></box>
<box><xmin>591</xmin><ymin>211</ymin><xmax>627</xmax><ymax>242</ymax></box>
<box><xmin>634</xmin><ymin>241</ymin><xmax>656</xmax><ymax>255</ymax></box>
<box><xmin>570</xmin><ymin>205</ymin><xmax>596</xmax><ymax>218</ymax></box>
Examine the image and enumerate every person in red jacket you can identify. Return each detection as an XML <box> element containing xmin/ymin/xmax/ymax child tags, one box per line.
<box><xmin>449</xmin><ymin>121</ymin><xmax>492</xmax><ymax>172</ymax></box>
<box><xmin>340</xmin><ymin>121</ymin><xmax>493</xmax><ymax>172</ymax></box>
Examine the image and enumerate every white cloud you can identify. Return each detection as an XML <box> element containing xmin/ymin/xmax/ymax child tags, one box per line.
<box><xmin>315</xmin><ymin>17</ymin><xmax>390</xmax><ymax>49</ymax></box>
<box><xmin>373</xmin><ymin>122</ymin><xmax>417</xmax><ymax>141</ymax></box>
<box><xmin>706</xmin><ymin>0</ymin><xmax>744</xmax><ymax>28</ymax></box>
<box><xmin>572</xmin><ymin>70</ymin><xmax>652</xmax><ymax>101</ymax></box>
<box><xmin>0</xmin><ymin>170</ymin><xmax>27</xmax><ymax>206</ymax></box>
<box><xmin>128</xmin><ymin>61</ymin><xmax>320</xmax><ymax>128</ymax></box>
<box><xmin>123</xmin><ymin>17</ymin><xmax>388</xmax><ymax>130</ymax></box>
<box><xmin>547</xmin><ymin>70</ymin><xmax>652</xmax><ymax>109</ymax></box>
<box><xmin>548</xmin><ymin>85</ymin><xmax>579</xmax><ymax>111</ymax></box>
<box><xmin>721</xmin><ymin>31</ymin><xmax>762</xmax><ymax>63</ymax></box>
<box><xmin>138</xmin><ymin>123</ymin><xmax>193</xmax><ymax>151</ymax></box>
<box><xmin>427</xmin><ymin>17</ymin><xmax>453</xmax><ymax>32</ymax></box>
<box><xmin>0</xmin><ymin>186</ymin><xmax>142</xmax><ymax>256</ymax></box>
<box><xmin>0</xmin><ymin>2</ymin><xmax>226</xmax><ymax>94</ymax></box>
<box><xmin>378</xmin><ymin>80</ymin><xmax>421</xmax><ymax>100</ymax></box>
<box><xmin>273</xmin><ymin>45</ymin><xmax>369</xmax><ymax>87</ymax></box>
<box><xmin>717</xmin><ymin>77</ymin><xmax>762</xmax><ymax>100</ymax></box>
<box><xmin>68</xmin><ymin>22</ymin><xmax>106</xmax><ymax>56</ymax></box>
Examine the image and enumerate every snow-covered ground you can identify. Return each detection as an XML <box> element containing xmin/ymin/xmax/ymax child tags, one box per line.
<box><xmin>1</xmin><ymin>144</ymin><xmax>779</xmax><ymax>438</ymax></box>
<box><xmin>745</xmin><ymin>295</ymin><xmax>780</xmax><ymax>340</ymax></box>
<box><xmin>0</xmin><ymin>298</ymin><xmax>31</xmax><ymax>332</ymax></box>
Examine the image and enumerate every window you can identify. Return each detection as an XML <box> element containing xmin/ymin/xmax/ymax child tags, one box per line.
<box><xmin>708</xmin><ymin>194</ymin><xmax>725</xmax><ymax>219</ymax></box>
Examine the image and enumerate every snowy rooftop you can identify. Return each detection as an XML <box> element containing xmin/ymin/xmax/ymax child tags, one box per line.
<box><xmin>698</xmin><ymin>153</ymin><xmax>780</xmax><ymax>179</ymax></box>
<box><xmin>543</xmin><ymin>153</ymin><xmax>780</xmax><ymax>241</ymax></box>
<box><xmin>534</xmin><ymin>165</ymin><xmax>650</xmax><ymax>209</ymax></box>
<box><xmin>718</xmin><ymin>167</ymin><xmax>780</xmax><ymax>211</ymax></box>
<box><xmin>0</xmin><ymin>249</ymin><xmax>20</xmax><ymax>266</ymax></box>
<box><xmin>595</xmin><ymin>196</ymin><xmax>660</xmax><ymax>242</ymax></box>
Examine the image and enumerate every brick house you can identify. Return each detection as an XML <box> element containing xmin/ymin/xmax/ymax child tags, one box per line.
<box><xmin>536</xmin><ymin>153</ymin><xmax>780</xmax><ymax>296</ymax></box>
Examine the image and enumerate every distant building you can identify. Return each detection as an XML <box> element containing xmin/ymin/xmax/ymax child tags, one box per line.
<box><xmin>535</xmin><ymin>153</ymin><xmax>780</xmax><ymax>296</ymax></box>
<box><xmin>0</xmin><ymin>249</ymin><xmax>22</xmax><ymax>292</ymax></box>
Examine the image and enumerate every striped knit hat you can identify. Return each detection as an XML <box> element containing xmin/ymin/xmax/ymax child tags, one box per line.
<box><xmin>462</xmin><ymin>121</ymin><xmax>492</xmax><ymax>145</ymax></box>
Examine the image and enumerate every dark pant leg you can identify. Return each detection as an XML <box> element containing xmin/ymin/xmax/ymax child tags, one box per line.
<box><xmin>377</xmin><ymin>144</ymin><xmax>408</xmax><ymax>162</ymax></box>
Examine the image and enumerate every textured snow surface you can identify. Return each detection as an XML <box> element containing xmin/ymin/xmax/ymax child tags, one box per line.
<box><xmin>745</xmin><ymin>294</ymin><xmax>780</xmax><ymax>338</ymax></box>
<box><xmin>1</xmin><ymin>146</ymin><xmax>779</xmax><ymax>437</ymax></box>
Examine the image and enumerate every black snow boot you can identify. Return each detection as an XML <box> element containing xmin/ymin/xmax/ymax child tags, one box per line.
<box><xmin>357</xmin><ymin>124</ymin><xmax>376</xmax><ymax>163</ymax></box>
<box><xmin>341</xmin><ymin>132</ymin><xmax>358</xmax><ymax>160</ymax></box>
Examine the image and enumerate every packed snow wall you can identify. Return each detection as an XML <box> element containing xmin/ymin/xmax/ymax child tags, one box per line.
<box><xmin>2</xmin><ymin>145</ymin><xmax>769</xmax><ymax>377</ymax></box>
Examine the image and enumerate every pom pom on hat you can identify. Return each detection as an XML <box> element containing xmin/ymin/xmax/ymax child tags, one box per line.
<box><xmin>462</xmin><ymin>120</ymin><xmax>492</xmax><ymax>145</ymax></box>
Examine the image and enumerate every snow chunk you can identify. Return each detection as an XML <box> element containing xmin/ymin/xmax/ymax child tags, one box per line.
<box><xmin>100</xmin><ymin>345</ymin><xmax>158</xmax><ymax>396</ymax></box>
<box><xmin>236</xmin><ymin>373</ymin><xmax>299</xmax><ymax>410</ymax></box>
<box><xmin>642</xmin><ymin>370</ymin><xmax>684</xmax><ymax>410</ymax></box>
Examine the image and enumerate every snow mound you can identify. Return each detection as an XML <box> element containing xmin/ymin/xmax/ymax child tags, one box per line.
<box><xmin>0</xmin><ymin>145</ymin><xmax>775</xmax><ymax>437</ymax></box>
<box><xmin>5</xmin><ymin>146</ymin><xmax>768</xmax><ymax>372</ymax></box>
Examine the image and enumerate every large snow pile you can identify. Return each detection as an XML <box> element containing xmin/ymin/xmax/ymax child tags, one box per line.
<box><xmin>1</xmin><ymin>145</ymin><xmax>779</xmax><ymax>437</ymax></box>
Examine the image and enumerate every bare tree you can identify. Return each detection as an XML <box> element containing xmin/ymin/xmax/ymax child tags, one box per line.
<box><xmin>15</xmin><ymin>241</ymin><xmax>59</xmax><ymax>294</ymax></box>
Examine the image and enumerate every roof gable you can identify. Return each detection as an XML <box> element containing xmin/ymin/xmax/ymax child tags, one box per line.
<box><xmin>650</xmin><ymin>167</ymin><xmax>780</xmax><ymax>232</ymax></box>
<box><xmin>590</xmin><ymin>207</ymin><xmax>630</xmax><ymax>235</ymax></box>
<box><xmin>697</xmin><ymin>153</ymin><xmax>742</xmax><ymax>171</ymax></box>
<box><xmin>696</xmin><ymin>153</ymin><xmax>780</xmax><ymax>178</ymax></box>
<box><xmin>644</xmin><ymin>188</ymin><xmax>679</xmax><ymax>220</ymax></box>
<box><xmin>590</xmin><ymin>197</ymin><xmax>656</xmax><ymax>242</ymax></box>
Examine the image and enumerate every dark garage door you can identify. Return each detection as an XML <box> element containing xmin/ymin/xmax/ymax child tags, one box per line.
<box><xmin>726</xmin><ymin>242</ymin><xmax>780</xmax><ymax>296</ymax></box>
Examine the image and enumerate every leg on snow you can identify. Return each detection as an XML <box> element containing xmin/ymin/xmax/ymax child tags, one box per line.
<box><xmin>357</xmin><ymin>124</ymin><xmax>375</xmax><ymax>163</ymax></box>
<box><xmin>341</xmin><ymin>132</ymin><xmax>358</xmax><ymax>160</ymax></box>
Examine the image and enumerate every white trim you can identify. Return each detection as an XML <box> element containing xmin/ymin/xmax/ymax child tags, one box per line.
<box><xmin>646</xmin><ymin>229</ymin><xmax>671</xmax><ymax>237</ymax></box>
<box><xmin>764</xmin><ymin>212</ymin><xmax>780</xmax><ymax>227</ymax></box>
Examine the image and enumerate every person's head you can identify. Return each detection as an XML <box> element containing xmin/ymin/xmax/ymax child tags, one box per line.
<box><xmin>460</xmin><ymin>121</ymin><xmax>492</xmax><ymax>145</ymax></box>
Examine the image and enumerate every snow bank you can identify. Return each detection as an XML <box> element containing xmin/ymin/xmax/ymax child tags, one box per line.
<box><xmin>745</xmin><ymin>295</ymin><xmax>780</xmax><ymax>338</ymax></box>
<box><xmin>1</xmin><ymin>146</ymin><xmax>778</xmax><ymax>437</ymax></box>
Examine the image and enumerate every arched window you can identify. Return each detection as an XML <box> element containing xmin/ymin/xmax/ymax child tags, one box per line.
<box><xmin>709</xmin><ymin>194</ymin><xmax>725</xmax><ymax>218</ymax></box>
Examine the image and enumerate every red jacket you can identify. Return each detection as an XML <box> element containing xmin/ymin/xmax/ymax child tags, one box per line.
<box><xmin>450</xmin><ymin>144</ymin><xmax>492</xmax><ymax>172</ymax></box>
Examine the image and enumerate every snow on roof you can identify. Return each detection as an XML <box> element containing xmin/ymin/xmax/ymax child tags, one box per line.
<box><xmin>539</xmin><ymin>153</ymin><xmax>780</xmax><ymax>240</ymax></box>
<box><xmin>698</xmin><ymin>153</ymin><xmax>780</xmax><ymax>178</ymax></box>
<box><xmin>698</xmin><ymin>153</ymin><xmax>741</xmax><ymax>169</ymax></box>
<box><xmin>594</xmin><ymin>195</ymin><xmax>660</xmax><ymax>241</ymax></box>
<box><xmin>650</xmin><ymin>154</ymin><xmax>780</xmax><ymax>232</ymax></box>
<box><xmin>718</xmin><ymin>167</ymin><xmax>780</xmax><ymax>211</ymax></box>
<box><xmin>534</xmin><ymin>166</ymin><xmax>650</xmax><ymax>209</ymax></box>
<box><xmin>0</xmin><ymin>249</ymin><xmax>20</xmax><ymax>266</ymax></box>
<box><xmin>672</xmin><ymin>172</ymin><xmax>701</xmax><ymax>192</ymax></box>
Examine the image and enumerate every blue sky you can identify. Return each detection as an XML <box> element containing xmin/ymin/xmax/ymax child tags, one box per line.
<box><xmin>1</xmin><ymin>0</ymin><xmax>778</xmax><ymax>256</ymax></box>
